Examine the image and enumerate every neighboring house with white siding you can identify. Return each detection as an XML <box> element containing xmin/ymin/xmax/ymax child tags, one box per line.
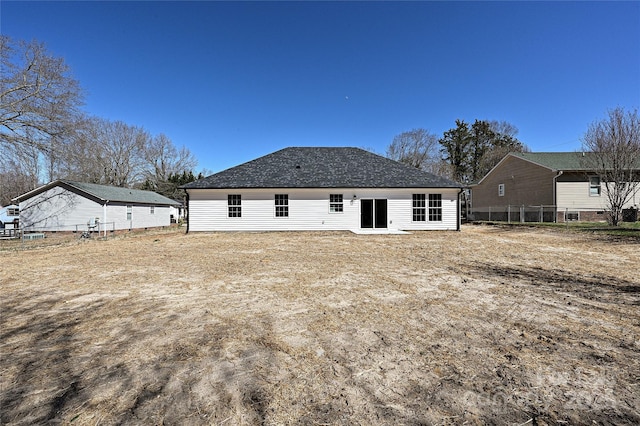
<box><xmin>181</xmin><ymin>147</ymin><xmax>463</xmax><ymax>232</ymax></box>
<box><xmin>471</xmin><ymin>152</ymin><xmax>640</xmax><ymax>222</ymax></box>
<box><xmin>14</xmin><ymin>180</ymin><xmax>180</xmax><ymax>232</ymax></box>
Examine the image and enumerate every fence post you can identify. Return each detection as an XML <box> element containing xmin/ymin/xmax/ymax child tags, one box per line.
<box><xmin>489</xmin><ymin>206</ymin><xmax>491</xmax><ymax>221</ymax></box>
<box><xmin>520</xmin><ymin>205</ymin><xmax>525</xmax><ymax>223</ymax></box>
<box><xmin>540</xmin><ymin>205</ymin><xmax>543</xmax><ymax>223</ymax></box>
<box><xmin>507</xmin><ymin>205</ymin><xmax>511</xmax><ymax>223</ymax></box>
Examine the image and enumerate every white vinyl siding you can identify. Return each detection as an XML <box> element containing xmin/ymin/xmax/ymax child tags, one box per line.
<box><xmin>187</xmin><ymin>188</ymin><xmax>459</xmax><ymax>231</ymax></box>
<box><xmin>556</xmin><ymin>182</ymin><xmax>609</xmax><ymax>211</ymax></box>
<box><xmin>557</xmin><ymin>180</ymin><xmax>639</xmax><ymax>211</ymax></box>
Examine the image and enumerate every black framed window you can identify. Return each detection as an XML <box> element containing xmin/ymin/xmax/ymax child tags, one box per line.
<box><xmin>412</xmin><ymin>194</ymin><xmax>426</xmax><ymax>221</ymax></box>
<box><xmin>228</xmin><ymin>194</ymin><xmax>242</xmax><ymax>217</ymax></box>
<box><xmin>428</xmin><ymin>194</ymin><xmax>442</xmax><ymax>221</ymax></box>
<box><xmin>329</xmin><ymin>194</ymin><xmax>343</xmax><ymax>213</ymax></box>
<box><xmin>275</xmin><ymin>194</ymin><xmax>288</xmax><ymax>217</ymax></box>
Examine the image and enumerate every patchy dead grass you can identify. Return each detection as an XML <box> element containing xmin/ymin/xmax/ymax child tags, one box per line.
<box><xmin>1</xmin><ymin>225</ymin><xmax>639</xmax><ymax>425</ymax></box>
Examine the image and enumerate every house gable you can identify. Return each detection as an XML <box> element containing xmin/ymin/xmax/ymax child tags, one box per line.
<box><xmin>472</xmin><ymin>154</ymin><xmax>556</xmax><ymax>209</ymax></box>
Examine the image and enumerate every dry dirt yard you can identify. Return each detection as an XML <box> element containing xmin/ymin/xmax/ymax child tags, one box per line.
<box><xmin>1</xmin><ymin>225</ymin><xmax>639</xmax><ymax>425</ymax></box>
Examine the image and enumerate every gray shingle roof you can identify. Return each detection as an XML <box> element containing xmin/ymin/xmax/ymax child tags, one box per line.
<box><xmin>183</xmin><ymin>147</ymin><xmax>461</xmax><ymax>189</ymax></box>
<box><xmin>15</xmin><ymin>180</ymin><xmax>180</xmax><ymax>205</ymax></box>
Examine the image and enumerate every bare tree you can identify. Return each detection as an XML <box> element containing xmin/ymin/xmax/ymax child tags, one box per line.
<box><xmin>386</xmin><ymin>128</ymin><xmax>443</xmax><ymax>174</ymax></box>
<box><xmin>1</xmin><ymin>36</ymin><xmax>83</xmax><ymax>156</ymax></box>
<box><xmin>0</xmin><ymin>129</ymin><xmax>42</xmax><ymax>205</ymax></box>
<box><xmin>100</xmin><ymin>120</ymin><xmax>149</xmax><ymax>186</ymax></box>
<box><xmin>58</xmin><ymin>117</ymin><xmax>149</xmax><ymax>187</ymax></box>
<box><xmin>582</xmin><ymin>107</ymin><xmax>640</xmax><ymax>226</ymax></box>
<box><xmin>142</xmin><ymin>133</ymin><xmax>197</xmax><ymax>197</ymax></box>
<box><xmin>56</xmin><ymin>116</ymin><xmax>105</xmax><ymax>183</ymax></box>
<box><xmin>0</xmin><ymin>158</ymin><xmax>37</xmax><ymax>206</ymax></box>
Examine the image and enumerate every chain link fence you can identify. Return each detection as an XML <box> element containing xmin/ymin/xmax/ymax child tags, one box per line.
<box><xmin>0</xmin><ymin>222</ymin><xmax>117</xmax><ymax>245</ymax></box>
<box><xmin>469</xmin><ymin>205</ymin><xmax>557</xmax><ymax>223</ymax></box>
<box><xmin>470</xmin><ymin>205</ymin><xmax>639</xmax><ymax>223</ymax></box>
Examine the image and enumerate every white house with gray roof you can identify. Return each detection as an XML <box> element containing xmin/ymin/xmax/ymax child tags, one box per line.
<box><xmin>182</xmin><ymin>147</ymin><xmax>463</xmax><ymax>232</ymax></box>
<box><xmin>14</xmin><ymin>180</ymin><xmax>180</xmax><ymax>232</ymax></box>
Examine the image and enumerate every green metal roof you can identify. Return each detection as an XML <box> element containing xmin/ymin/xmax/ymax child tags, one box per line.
<box><xmin>511</xmin><ymin>152</ymin><xmax>640</xmax><ymax>171</ymax></box>
<box><xmin>63</xmin><ymin>181</ymin><xmax>180</xmax><ymax>205</ymax></box>
<box><xmin>14</xmin><ymin>180</ymin><xmax>180</xmax><ymax>205</ymax></box>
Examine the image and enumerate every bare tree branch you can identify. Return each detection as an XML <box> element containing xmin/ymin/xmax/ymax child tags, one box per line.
<box><xmin>581</xmin><ymin>107</ymin><xmax>640</xmax><ymax>226</ymax></box>
<box><xmin>1</xmin><ymin>36</ymin><xmax>83</xmax><ymax>156</ymax></box>
<box><xmin>386</xmin><ymin>128</ymin><xmax>443</xmax><ymax>174</ymax></box>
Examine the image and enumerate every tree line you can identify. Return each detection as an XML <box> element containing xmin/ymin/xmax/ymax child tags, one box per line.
<box><xmin>0</xmin><ymin>36</ymin><xmax>200</xmax><ymax>206</ymax></box>
<box><xmin>386</xmin><ymin>119</ymin><xmax>528</xmax><ymax>184</ymax></box>
<box><xmin>3</xmin><ymin>37</ymin><xmax>637</xmax><ymax>226</ymax></box>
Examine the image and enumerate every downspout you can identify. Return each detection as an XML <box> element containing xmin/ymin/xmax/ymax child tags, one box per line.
<box><xmin>553</xmin><ymin>171</ymin><xmax>563</xmax><ymax>222</ymax></box>
<box><xmin>185</xmin><ymin>191</ymin><xmax>190</xmax><ymax>234</ymax></box>
<box><xmin>457</xmin><ymin>187</ymin><xmax>464</xmax><ymax>231</ymax></box>
<box><xmin>103</xmin><ymin>200</ymin><xmax>109</xmax><ymax>237</ymax></box>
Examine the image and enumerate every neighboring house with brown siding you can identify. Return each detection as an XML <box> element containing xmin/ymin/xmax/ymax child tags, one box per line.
<box><xmin>470</xmin><ymin>152</ymin><xmax>640</xmax><ymax>222</ymax></box>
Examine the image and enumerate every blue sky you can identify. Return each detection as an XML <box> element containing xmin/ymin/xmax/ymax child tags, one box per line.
<box><xmin>2</xmin><ymin>1</ymin><xmax>639</xmax><ymax>173</ymax></box>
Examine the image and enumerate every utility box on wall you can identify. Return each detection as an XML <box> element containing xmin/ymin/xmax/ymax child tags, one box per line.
<box><xmin>622</xmin><ymin>208</ymin><xmax>638</xmax><ymax>222</ymax></box>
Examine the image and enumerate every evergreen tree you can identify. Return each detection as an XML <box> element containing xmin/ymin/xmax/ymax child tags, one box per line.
<box><xmin>439</xmin><ymin>119</ymin><xmax>527</xmax><ymax>184</ymax></box>
<box><xmin>439</xmin><ymin>119</ymin><xmax>472</xmax><ymax>183</ymax></box>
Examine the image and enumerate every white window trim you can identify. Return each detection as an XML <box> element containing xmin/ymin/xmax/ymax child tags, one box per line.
<box><xmin>498</xmin><ymin>183</ymin><xmax>505</xmax><ymax>197</ymax></box>
<box><xmin>589</xmin><ymin>176</ymin><xmax>601</xmax><ymax>197</ymax></box>
<box><xmin>329</xmin><ymin>194</ymin><xmax>344</xmax><ymax>214</ymax></box>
